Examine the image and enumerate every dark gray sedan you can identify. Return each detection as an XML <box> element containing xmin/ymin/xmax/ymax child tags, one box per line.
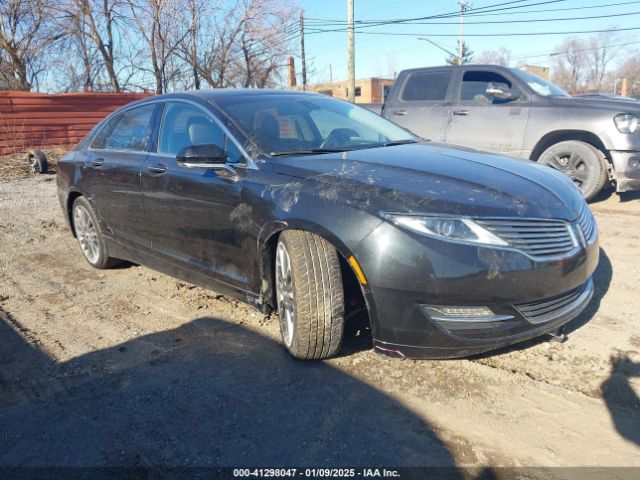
<box><xmin>57</xmin><ymin>90</ymin><xmax>599</xmax><ymax>359</ymax></box>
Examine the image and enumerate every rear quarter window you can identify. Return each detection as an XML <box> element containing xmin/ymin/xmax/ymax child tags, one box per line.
<box><xmin>401</xmin><ymin>71</ymin><xmax>452</xmax><ymax>102</ymax></box>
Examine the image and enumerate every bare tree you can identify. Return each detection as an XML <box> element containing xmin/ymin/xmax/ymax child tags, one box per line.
<box><xmin>0</xmin><ymin>0</ymin><xmax>57</xmax><ymax>90</ymax></box>
<box><xmin>585</xmin><ymin>31</ymin><xmax>620</xmax><ymax>91</ymax></box>
<box><xmin>179</xmin><ymin>0</ymin><xmax>218</xmax><ymax>90</ymax></box>
<box><xmin>178</xmin><ymin>0</ymin><xmax>296</xmax><ymax>90</ymax></box>
<box><xmin>126</xmin><ymin>0</ymin><xmax>189</xmax><ymax>94</ymax></box>
<box><xmin>476</xmin><ymin>47</ymin><xmax>511</xmax><ymax>67</ymax></box>
<box><xmin>551</xmin><ymin>37</ymin><xmax>588</xmax><ymax>92</ymax></box>
<box><xmin>617</xmin><ymin>53</ymin><xmax>640</xmax><ymax>98</ymax></box>
<box><xmin>53</xmin><ymin>0</ymin><xmax>128</xmax><ymax>92</ymax></box>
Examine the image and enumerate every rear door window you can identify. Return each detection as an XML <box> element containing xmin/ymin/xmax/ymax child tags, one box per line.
<box><xmin>92</xmin><ymin>104</ymin><xmax>155</xmax><ymax>151</ymax></box>
<box><xmin>401</xmin><ymin>71</ymin><xmax>451</xmax><ymax>102</ymax></box>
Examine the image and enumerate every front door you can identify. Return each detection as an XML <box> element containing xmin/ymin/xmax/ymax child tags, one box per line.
<box><xmin>445</xmin><ymin>69</ymin><xmax>530</xmax><ymax>158</ymax></box>
<box><xmin>141</xmin><ymin>100</ymin><xmax>249</xmax><ymax>289</ymax></box>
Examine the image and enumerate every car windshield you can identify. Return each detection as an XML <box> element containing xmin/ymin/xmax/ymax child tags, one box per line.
<box><xmin>511</xmin><ymin>69</ymin><xmax>569</xmax><ymax>97</ymax></box>
<box><xmin>211</xmin><ymin>93</ymin><xmax>417</xmax><ymax>157</ymax></box>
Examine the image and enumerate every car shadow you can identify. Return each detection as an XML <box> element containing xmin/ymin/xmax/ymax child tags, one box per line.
<box><xmin>590</xmin><ymin>185</ymin><xmax>640</xmax><ymax>204</ymax></box>
<box><xmin>590</xmin><ymin>185</ymin><xmax>616</xmax><ymax>203</ymax></box>
<box><xmin>601</xmin><ymin>355</ymin><xmax>640</xmax><ymax>446</ymax></box>
<box><xmin>1</xmin><ymin>311</ymin><xmax>473</xmax><ymax>471</ymax></box>
<box><xmin>470</xmin><ymin>248</ymin><xmax>612</xmax><ymax>359</ymax></box>
<box><xmin>619</xmin><ymin>190</ymin><xmax>640</xmax><ymax>202</ymax></box>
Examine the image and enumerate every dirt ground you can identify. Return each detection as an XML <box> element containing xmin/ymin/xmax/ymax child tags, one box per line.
<box><xmin>0</xmin><ymin>169</ymin><xmax>639</xmax><ymax>471</ymax></box>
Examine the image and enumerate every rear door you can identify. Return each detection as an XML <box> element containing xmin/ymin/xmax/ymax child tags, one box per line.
<box><xmin>383</xmin><ymin>68</ymin><xmax>453</xmax><ymax>142</ymax></box>
<box><xmin>445</xmin><ymin>69</ymin><xmax>530</xmax><ymax>157</ymax></box>
<box><xmin>83</xmin><ymin>102</ymin><xmax>158</xmax><ymax>249</ymax></box>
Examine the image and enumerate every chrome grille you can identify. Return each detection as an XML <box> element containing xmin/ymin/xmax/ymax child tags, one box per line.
<box><xmin>475</xmin><ymin>218</ymin><xmax>577</xmax><ymax>259</ymax></box>
<box><xmin>515</xmin><ymin>278</ymin><xmax>593</xmax><ymax>324</ymax></box>
<box><xmin>577</xmin><ymin>202</ymin><xmax>597</xmax><ymax>244</ymax></box>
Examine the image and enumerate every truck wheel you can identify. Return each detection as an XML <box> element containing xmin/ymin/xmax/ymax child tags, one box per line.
<box><xmin>538</xmin><ymin>141</ymin><xmax>608</xmax><ymax>201</ymax></box>
<box><xmin>72</xmin><ymin>196</ymin><xmax>120</xmax><ymax>269</ymax></box>
<box><xmin>275</xmin><ymin>230</ymin><xmax>344</xmax><ymax>360</ymax></box>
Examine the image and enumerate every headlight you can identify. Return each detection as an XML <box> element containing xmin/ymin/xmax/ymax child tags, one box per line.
<box><xmin>614</xmin><ymin>113</ymin><xmax>639</xmax><ymax>133</ymax></box>
<box><xmin>381</xmin><ymin>213</ymin><xmax>508</xmax><ymax>247</ymax></box>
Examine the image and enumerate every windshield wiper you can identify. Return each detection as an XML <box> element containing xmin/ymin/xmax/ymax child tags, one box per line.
<box><xmin>352</xmin><ymin>139</ymin><xmax>419</xmax><ymax>150</ymax></box>
<box><xmin>269</xmin><ymin>148</ymin><xmax>351</xmax><ymax>157</ymax></box>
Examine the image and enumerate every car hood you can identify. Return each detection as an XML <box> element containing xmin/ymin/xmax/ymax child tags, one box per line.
<box><xmin>269</xmin><ymin>143</ymin><xmax>584</xmax><ymax>220</ymax></box>
<box><xmin>550</xmin><ymin>96</ymin><xmax>640</xmax><ymax>112</ymax></box>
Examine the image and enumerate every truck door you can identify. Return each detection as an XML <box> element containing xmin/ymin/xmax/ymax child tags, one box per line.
<box><xmin>383</xmin><ymin>69</ymin><xmax>453</xmax><ymax>142</ymax></box>
<box><xmin>445</xmin><ymin>69</ymin><xmax>530</xmax><ymax>157</ymax></box>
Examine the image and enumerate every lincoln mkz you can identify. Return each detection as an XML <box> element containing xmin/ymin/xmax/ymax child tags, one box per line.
<box><xmin>57</xmin><ymin>90</ymin><xmax>599</xmax><ymax>359</ymax></box>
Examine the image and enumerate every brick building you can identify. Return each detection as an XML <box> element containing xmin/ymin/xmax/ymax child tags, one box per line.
<box><xmin>295</xmin><ymin>77</ymin><xmax>395</xmax><ymax>104</ymax></box>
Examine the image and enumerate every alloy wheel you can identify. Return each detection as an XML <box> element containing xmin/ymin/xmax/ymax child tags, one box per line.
<box><xmin>275</xmin><ymin>241</ymin><xmax>295</xmax><ymax>347</ymax></box>
<box><xmin>545</xmin><ymin>152</ymin><xmax>589</xmax><ymax>188</ymax></box>
<box><xmin>74</xmin><ymin>205</ymin><xmax>100</xmax><ymax>264</ymax></box>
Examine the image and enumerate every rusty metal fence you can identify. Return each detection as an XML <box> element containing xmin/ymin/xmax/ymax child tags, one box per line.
<box><xmin>0</xmin><ymin>90</ymin><xmax>151</xmax><ymax>155</ymax></box>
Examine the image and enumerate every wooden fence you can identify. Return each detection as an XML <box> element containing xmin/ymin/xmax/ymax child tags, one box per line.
<box><xmin>0</xmin><ymin>90</ymin><xmax>151</xmax><ymax>155</ymax></box>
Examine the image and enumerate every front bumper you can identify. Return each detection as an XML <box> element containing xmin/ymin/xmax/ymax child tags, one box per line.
<box><xmin>373</xmin><ymin>278</ymin><xmax>594</xmax><ymax>358</ymax></box>
<box><xmin>354</xmin><ymin>222</ymin><xmax>599</xmax><ymax>359</ymax></box>
<box><xmin>610</xmin><ymin>150</ymin><xmax>640</xmax><ymax>192</ymax></box>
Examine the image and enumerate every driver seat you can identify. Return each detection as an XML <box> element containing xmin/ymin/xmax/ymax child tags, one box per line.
<box><xmin>254</xmin><ymin>112</ymin><xmax>282</xmax><ymax>151</ymax></box>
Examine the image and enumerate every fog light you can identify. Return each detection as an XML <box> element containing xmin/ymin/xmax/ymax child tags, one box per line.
<box><xmin>629</xmin><ymin>157</ymin><xmax>640</xmax><ymax>169</ymax></box>
<box><xmin>420</xmin><ymin>305</ymin><xmax>513</xmax><ymax>322</ymax></box>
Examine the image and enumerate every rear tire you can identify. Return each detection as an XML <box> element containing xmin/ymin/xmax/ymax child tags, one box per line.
<box><xmin>28</xmin><ymin>150</ymin><xmax>48</xmax><ymax>174</ymax></box>
<box><xmin>537</xmin><ymin>141</ymin><xmax>608</xmax><ymax>201</ymax></box>
<box><xmin>72</xmin><ymin>196</ymin><xmax>120</xmax><ymax>269</ymax></box>
<box><xmin>275</xmin><ymin>230</ymin><xmax>344</xmax><ymax>360</ymax></box>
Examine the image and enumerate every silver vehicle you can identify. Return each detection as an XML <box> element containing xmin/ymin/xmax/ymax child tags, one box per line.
<box><xmin>381</xmin><ymin>65</ymin><xmax>640</xmax><ymax>200</ymax></box>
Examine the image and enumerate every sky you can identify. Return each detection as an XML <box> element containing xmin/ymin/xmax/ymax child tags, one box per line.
<box><xmin>298</xmin><ymin>0</ymin><xmax>640</xmax><ymax>82</ymax></box>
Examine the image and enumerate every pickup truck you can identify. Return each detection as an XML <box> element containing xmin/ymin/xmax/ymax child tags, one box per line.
<box><xmin>379</xmin><ymin>65</ymin><xmax>640</xmax><ymax>200</ymax></box>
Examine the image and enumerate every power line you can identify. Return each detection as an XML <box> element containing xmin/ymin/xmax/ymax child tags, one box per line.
<box><xmin>305</xmin><ymin>0</ymin><xmax>568</xmax><ymax>26</ymax></box>
<box><xmin>456</xmin><ymin>0</ymin><xmax>640</xmax><ymax>17</ymax></box>
<box><xmin>306</xmin><ymin>26</ymin><xmax>640</xmax><ymax>38</ymax></box>
<box><xmin>305</xmin><ymin>10</ymin><xmax>640</xmax><ymax>29</ymax></box>
<box><xmin>510</xmin><ymin>38</ymin><xmax>640</xmax><ymax>60</ymax></box>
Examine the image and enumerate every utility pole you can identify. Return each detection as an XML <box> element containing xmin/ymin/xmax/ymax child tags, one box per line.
<box><xmin>457</xmin><ymin>0</ymin><xmax>471</xmax><ymax>64</ymax></box>
<box><xmin>300</xmin><ymin>10</ymin><xmax>307</xmax><ymax>91</ymax></box>
<box><xmin>347</xmin><ymin>0</ymin><xmax>355</xmax><ymax>103</ymax></box>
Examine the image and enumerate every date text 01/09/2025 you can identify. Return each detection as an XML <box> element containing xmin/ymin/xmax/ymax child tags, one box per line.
<box><xmin>232</xmin><ymin>468</ymin><xmax>401</xmax><ymax>478</ymax></box>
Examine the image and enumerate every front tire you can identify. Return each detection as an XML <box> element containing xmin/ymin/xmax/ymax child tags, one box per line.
<box><xmin>72</xmin><ymin>196</ymin><xmax>119</xmax><ymax>269</ymax></box>
<box><xmin>275</xmin><ymin>230</ymin><xmax>344</xmax><ymax>360</ymax></box>
<box><xmin>537</xmin><ymin>141</ymin><xmax>608</xmax><ymax>201</ymax></box>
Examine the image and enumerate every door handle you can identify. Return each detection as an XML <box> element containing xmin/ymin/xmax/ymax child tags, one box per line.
<box><xmin>453</xmin><ymin>110</ymin><xmax>469</xmax><ymax>116</ymax></box>
<box><xmin>146</xmin><ymin>163</ymin><xmax>168</xmax><ymax>174</ymax></box>
<box><xmin>90</xmin><ymin>158</ymin><xmax>104</xmax><ymax>167</ymax></box>
<box><xmin>392</xmin><ymin>110</ymin><xmax>408</xmax><ymax>116</ymax></box>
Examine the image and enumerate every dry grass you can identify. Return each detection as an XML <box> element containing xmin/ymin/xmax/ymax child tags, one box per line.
<box><xmin>0</xmin><ymin>148</ymin><xmax>67</xmax><ymax>181</ymax></box>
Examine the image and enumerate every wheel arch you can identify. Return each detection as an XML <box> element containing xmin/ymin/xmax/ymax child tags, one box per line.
<box><xmin>530</xmin><ymin>130</ymin><xmax>610</xmax><ymax>163</ymax></box>
<box><xmin>257</xmin><ymin>221</ymin><xmax>372</xmax><ymax>332</ymax></box>
<box><xmin>67</xmin><ymin>190</ymin><xmax>84</xmax><ymax>238</ymax></box>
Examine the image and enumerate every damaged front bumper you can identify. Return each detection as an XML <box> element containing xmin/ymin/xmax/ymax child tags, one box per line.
<box><xmin>373</xmin><ymin>277</ymin><xmax>594</xmax><ymax>359</ymax></box>
<box><xmin>353</xmin><ymin>221</ymin><xmax>600</xmax><ymax>359</ymax></box>
<box><xmin>611</xmin><ymin>150</ymin><xmax>640</xmax><ymax>192</ymax></box>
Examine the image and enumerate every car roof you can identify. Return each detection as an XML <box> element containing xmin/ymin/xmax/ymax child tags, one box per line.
<box><xmin>118</xmin><ymin>89</ymin><xmax>324</xmax><ymax>111</ymax></box>
<box><xmin>399</xmin><ymin>64</ymin><xmax>513</xmax><ymax>74</ymax></box>
<box><xmin>145</xmin><ymin>89</ymin><xmax>319</xmax><ymax>102</ymax></box>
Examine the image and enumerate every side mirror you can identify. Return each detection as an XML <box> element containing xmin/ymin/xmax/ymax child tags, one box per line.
<box><xmin>176</xmin><ymin>144</ymin><xmax>228</xmax><ymax>168</ymax></box>
<box><xmin>486</xmin><ymin>84</ymin><xmax>520</xmax><ymax>102</ymax></box>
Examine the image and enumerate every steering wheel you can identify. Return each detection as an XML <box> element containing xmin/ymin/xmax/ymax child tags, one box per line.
<box><xmin>319</xmin><ymin>128</ymin><xmax>360</xmax><ymax>149</ymax></box>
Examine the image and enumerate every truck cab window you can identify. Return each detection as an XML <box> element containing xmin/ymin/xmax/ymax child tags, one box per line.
<box><xmin>401</xmin><ymin>71</ymin><xmax>451</xmax><ymax>102</ymax></box>
<box><xmin>461</xmin><ymin>71</ymin><xmax>518</xmax><ymax>105</ymax></box>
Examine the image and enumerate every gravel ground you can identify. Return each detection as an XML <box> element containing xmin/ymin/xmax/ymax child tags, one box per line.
<box><xmin>0</xmin><ymin>173</ymin><xmax>639</xmax><ymax>470</ymax></box>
